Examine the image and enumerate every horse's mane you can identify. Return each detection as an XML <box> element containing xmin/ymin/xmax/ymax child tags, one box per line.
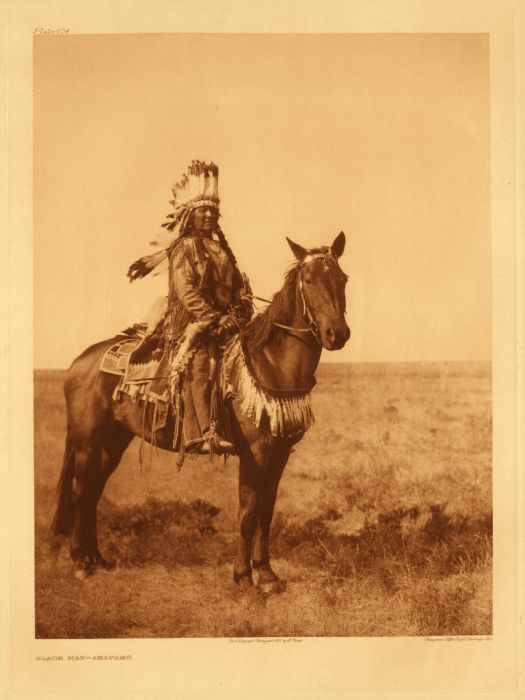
<box><xmin>241</xmin><ymin>264</ymin><xmax>300</xmax><ymax>354</ymax></box>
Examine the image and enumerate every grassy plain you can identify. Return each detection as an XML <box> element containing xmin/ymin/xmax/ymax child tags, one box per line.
<box><xmin>34</xmin><ymin>362</ymin><xmax>492</xmax><ymax>638</ymax></box>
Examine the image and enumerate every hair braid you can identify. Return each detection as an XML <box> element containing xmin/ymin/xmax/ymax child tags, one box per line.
<box><xmin>215</xmin><ymin>224</ymin><xmax>253</xmax><ymax>321</ymax></box>
<box><xmin>215</xmin><ymin>224</ymin><xmax>240</xmax><ymax>272</ymax></box>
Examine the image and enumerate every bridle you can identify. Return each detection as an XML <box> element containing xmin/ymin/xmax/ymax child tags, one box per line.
<box><xmin>256</xmin><ymin>250</ymin><xmax>344</xmax><ymax>348</ymax></box>
<box><xmin>272</xmin><ymin>274</ymin><xmax>322</xmax><ymax>346</ymax></box>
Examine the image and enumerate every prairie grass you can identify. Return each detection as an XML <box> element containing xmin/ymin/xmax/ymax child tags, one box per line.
<box><xmin>34</xmin><ymin>362</ymin><xmax>492</xmax><ymax>638</ymax></box>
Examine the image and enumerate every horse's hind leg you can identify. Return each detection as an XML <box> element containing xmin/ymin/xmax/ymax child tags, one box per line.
<box><xmin>70</xmin><ymin>424</ymin><xmax>132</xmax><ymax>578</ymax></box>
<box><xmin>52</xmin><ymin>434</ymin><xmax>76</xmax><ymax>538</ymax></box>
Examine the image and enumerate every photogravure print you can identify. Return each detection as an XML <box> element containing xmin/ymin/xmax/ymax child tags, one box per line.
<box><xmin>32</xmin><ymin>33</ymin><xmax>494</xmax><ymax>642</ymax></box>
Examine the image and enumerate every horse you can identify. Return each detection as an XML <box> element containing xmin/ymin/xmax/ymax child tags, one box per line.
<box><xmin>51</xmin><ymin>232</ymin><xmax>350</xmax><ymax>595</ymax></box>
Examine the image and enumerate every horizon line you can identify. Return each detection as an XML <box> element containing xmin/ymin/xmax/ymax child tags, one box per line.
<box><xmin>33</xmin><ymin>358</ymin><xmax>492</xmax><ymax>372</ymax></box>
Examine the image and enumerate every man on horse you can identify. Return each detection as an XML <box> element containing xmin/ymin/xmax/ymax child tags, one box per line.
<box><xmin>128</xmin><ymin>160</ymin><xmax>253</xmax><ymax>454</ymax></box>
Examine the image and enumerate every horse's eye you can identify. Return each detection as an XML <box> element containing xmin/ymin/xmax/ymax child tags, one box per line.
<box><xmin>303</xmin><ymin>273</ymin><xmax>312</xmax><ymax>284</ymax></box>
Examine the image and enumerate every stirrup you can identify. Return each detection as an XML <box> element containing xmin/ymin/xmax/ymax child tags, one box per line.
<box><xmin>184</xmin><ymin>431</ymin><xmax>235</xmax><ymax>456</ymax></box>
<box><xmin>201</xmin><ymin>430</ymin><xmax>235</xmax><ymax>455</ymax></box>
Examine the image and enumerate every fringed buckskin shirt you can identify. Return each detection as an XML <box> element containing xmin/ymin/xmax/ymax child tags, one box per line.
<box><xmin>165</xmin><ymin>234</ymin><xmax>251</xmax><ymax>344</ymax></box>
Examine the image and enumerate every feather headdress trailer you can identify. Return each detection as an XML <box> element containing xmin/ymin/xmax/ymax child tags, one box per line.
<box><xmin>127</xmin><ymin>161</ymin><xmax>220</xmax><ymax>282</ymax></box>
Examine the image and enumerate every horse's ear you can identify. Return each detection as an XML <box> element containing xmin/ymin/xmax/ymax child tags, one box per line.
<box><xmin>331</xmin><ymin>231</ymin><xmax>346</xmax><ymax>259</ymax></box>
<box><xmin>286</xmin><ymin>237</ymin><xmax>308</xmax><ymax>261</ymax></box>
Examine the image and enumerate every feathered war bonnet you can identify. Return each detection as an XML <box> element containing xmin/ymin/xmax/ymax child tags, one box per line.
<box><xmin>127</xmin><ymin>160</ymin><xmax>220</xmax><ymax>281</ymax></box>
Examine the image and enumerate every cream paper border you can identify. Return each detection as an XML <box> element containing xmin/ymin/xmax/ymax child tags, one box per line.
<box><xmin>4</xmin><ymin>1</ymin><xmax>524</xmax><ymax>698</ymax></box>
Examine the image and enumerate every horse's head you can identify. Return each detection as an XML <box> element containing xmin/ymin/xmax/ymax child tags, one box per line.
<box><xmin>287</xmin><ymin>232</ymin><xmax>350</xmax><ymax>351</ymax></box>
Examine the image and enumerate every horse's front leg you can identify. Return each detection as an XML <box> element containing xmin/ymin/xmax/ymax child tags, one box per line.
<box><xmin>252</xmin><ymin>445</ymin><xmax>291</xmax><ymax>595</ymax></box>
<box><xmin>234</xmin><ymin>456</ymin><xmax>263</xmax><ymax>591</ymax></box>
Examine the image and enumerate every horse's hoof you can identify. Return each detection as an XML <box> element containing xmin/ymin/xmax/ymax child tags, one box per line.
<box><xmin>233</xmin><ymin>570</ymin><xmax>254</xmax><ymax>593</ymax></box>
<box><xmin>256</xmin><ymin>579</ymin><xmax>287</xmax><ymax>597</ymax></box>
<box><xmin>73</xmin><ymin>565</ymin><xmax>92</xmax><ymax>580</ymax></box>
<box><xmin>94</xmin><ymin>554</ymin><xmax>116</xmax><ymax>571</ymax></box>
<box><xmin>72</xmin><ymin>551</ymin><xmax>114</xmax><ymax>579</ymax></box>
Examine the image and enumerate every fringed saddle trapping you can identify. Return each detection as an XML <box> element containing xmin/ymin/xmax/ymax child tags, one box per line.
<box><xmin>220</xmin><ymin>336</ymin><xmax>314</xmax><ymax>438</ymax></box>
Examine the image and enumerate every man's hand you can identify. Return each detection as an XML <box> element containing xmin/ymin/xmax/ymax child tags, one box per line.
<box><xmin>218</xmin><ymin>314</ymin><xmax>240</xmax><ymax>334</ymax></box>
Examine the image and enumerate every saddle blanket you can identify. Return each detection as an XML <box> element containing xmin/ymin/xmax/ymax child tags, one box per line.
<box><xmin>99</xmin><ymin>337</ymin><xmax>143</xmax><ymax>375</ymax></box>
<box><xmin>99</xmin><ymin>334</ymin><xmax>169</xmax><ymax>432</ymax></box>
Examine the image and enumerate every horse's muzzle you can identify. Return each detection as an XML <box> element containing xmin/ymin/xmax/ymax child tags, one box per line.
<box><xmin>323</xmin><ymin>325</ymin><xmax>350</xmax><ymax>350</ymax></box>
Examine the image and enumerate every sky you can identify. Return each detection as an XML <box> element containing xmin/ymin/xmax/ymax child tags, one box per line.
<box><xmin>33</xmin><ymin>33</ymin><xmax>491</xmax><ymax>367</ymax></box>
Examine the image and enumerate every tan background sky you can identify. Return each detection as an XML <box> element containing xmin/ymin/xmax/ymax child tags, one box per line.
<box><xmin>33</xmin><ymin>33</ymin><xmax>490</xmax><ymax>367</ymax></box>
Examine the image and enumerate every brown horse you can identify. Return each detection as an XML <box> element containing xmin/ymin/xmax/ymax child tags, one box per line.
<box><xmin>52</xmin><ymin>233</ymin><xmax>350</xmax><ymax>594</ymax></box>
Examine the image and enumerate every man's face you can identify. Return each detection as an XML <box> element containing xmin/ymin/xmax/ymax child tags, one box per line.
<box><xmin>192</xmin><ymin>206</ymin><xmax>219</xmax><ymax>236</ymax></box>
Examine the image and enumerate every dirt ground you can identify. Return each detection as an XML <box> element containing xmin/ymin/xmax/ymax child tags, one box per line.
<box><xmin>34</xmin><ymin>362</ymin><xmax>492</xmax><ymax>638</ymax></box>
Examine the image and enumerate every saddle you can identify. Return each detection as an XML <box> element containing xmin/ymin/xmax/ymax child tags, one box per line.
<box><xmin>99</xmin><ymin>320</ymin><xmax>218</xmax><ymax>447</ymax></box>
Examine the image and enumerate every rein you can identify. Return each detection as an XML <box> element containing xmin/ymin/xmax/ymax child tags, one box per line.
<box><xmin>254</xmin><ymin>294</ymin><xmax>318</xmax><ymax>340</ymax></box>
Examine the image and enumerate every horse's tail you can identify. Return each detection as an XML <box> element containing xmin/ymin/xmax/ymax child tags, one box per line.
<box><xmin>51</xmin><ymin>433</ymin><xmax>76</xmax><ymax>538</ymax></box>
